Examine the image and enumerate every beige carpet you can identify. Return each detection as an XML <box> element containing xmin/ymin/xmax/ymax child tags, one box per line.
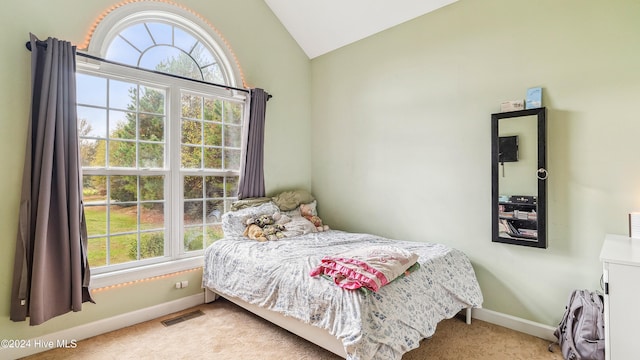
<box><xmin>23</xmin><ymin>298</ymin><xmax>562</xmax><ymax>360</ymax></box>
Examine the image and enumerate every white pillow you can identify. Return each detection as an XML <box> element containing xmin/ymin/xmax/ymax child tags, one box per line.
<box><xmin>221</xmin><ymin>202</ymin><xmax>280</xmax><ymax>238</ymax></box>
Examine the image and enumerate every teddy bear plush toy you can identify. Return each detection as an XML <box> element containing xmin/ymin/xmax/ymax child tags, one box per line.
<box><xmin>243</xmin><ymin>223</ymin><xmax>267</xmax><ymax>242</ymax></box>
<box><xmin>299</xmin><ymin>202</ymin><xmax>329</xmax><ymax>232</ymax></box>
<box><xmin>243</xmin><ymin>214</ymin><xmax>288</xmax><ymax>241</ymax></box>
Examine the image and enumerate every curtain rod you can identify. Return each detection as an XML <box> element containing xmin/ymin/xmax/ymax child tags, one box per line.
<box><xmin>25</xmin><ymin>40</ymin><xmax>272</xmax><ymax>99</ymax></box>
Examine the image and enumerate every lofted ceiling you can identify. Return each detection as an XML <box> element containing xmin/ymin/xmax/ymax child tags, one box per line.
<box><xmin>264</xmin><ymin>0</ymin><xmax>458</xmax><ymax>59</ymax></box>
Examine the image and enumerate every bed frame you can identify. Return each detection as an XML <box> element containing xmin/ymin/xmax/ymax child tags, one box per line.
<box><xmin>204</xmin><ymin>288</ymin><xmax>472</xmax><ymax>358</ymax></box>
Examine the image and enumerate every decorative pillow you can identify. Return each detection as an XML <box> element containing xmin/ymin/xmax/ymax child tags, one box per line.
<box><xmin>230</xmin><ymin>197</ymin><xmax>272</xmax><ymax>211</ymax></box>
<box><xmin>271</xmin><ymin>189</ymin><xmax>315</xmax><ymax>211</ymax></box>
<box><xmin>221</xmin><ymin>201</ymin><xmax>280</xmax><ymax>238</ymax></box>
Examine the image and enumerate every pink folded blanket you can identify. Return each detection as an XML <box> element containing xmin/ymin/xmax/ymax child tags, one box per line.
<box><xmin>310</xmin><ymin>245</ymin><xmax>419</xmax><ymax>292</ymax></box>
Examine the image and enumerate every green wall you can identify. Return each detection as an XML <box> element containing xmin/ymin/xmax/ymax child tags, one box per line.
<box><xmin>3</xmin><ymin>0</ymin><xmax>639</xmax><ymax>345</ymax></box>
<box><xmin>310</xmin><ymin>0</ymin><xmax>640</xmax><ymax>325</ymax></box>
<box><xmin>0</xmin><ymin>0</ymin><xmax>310</xmax><ymax>341</ymax></box>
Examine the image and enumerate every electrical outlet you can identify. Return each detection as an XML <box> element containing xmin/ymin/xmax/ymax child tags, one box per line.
<box><xmin>175</xmin><ymin>282</ymin><xmax>182</xmax><ymax>289</ymax></box>
<box><xmin>180</xmin><ymin>280</ymin><xmax>189</xmax><ymax>288</ymax></box>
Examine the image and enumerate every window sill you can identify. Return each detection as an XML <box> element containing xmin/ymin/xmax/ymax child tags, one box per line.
<box><xmin>90</xmin><ymin>256</ymin><xmax>204</xmax><ymax>289</ymax></box>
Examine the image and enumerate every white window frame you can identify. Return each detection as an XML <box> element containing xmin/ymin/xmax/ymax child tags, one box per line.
<box><xmin>82</xmin><ymin>2</ymin><xmax>249</xmax><ymax>288</ymax></box>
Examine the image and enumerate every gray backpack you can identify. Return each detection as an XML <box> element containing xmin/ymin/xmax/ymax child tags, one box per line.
<box><xmin>550</xmin><ymin>289</ymin><xmax>605</xmax><ymax>360</ymax></box>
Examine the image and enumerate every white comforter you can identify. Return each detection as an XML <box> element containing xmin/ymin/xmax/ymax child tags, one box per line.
<box><xmin>202</xmin><ymin>230</ymin><xmax>483</xmax><ymax>360</ymax></box>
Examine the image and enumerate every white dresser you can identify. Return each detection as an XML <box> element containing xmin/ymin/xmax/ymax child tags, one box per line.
<box><xmin>600</xmin><ymin>234</ymin><xmax>640</xmax><ymax>360</ymax></box>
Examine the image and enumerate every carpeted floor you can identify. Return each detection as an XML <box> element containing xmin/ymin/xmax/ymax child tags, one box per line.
<box><xmin>23</xmin><ymin>298</ymin><xmax>562</xmax><ymax>360</ymax></box>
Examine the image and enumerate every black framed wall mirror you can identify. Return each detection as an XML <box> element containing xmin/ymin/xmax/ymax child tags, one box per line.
<box><xmin>491</xmin><ymin>107</ymin><xmax>547</xmax><ymax>248</ymax></box>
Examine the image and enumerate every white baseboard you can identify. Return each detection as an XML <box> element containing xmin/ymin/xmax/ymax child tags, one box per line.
<box><xmin>472</xmin><ymin>307</ymin><xmax>556</xmax><ymax>342</ymax></box>
<box><xmin>2</xmin><ymin>292</ymin><xmax>204</xmax><ymax>359</ymax></box>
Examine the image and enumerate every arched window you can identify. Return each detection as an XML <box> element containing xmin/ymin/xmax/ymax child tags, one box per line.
<box><xmin>86</xmin><ymin>1</ymin><xmax>244</xmax><ymax>87</ymax></box>
<box><xmin>77</xmin><ymin>1</ymin><xmax>248</xmax><ymax>282</ymax></box>
<box><xmin>107</xmin><ymin>21</ymin><xmax>225</xmax><ymax>83</ymax></box>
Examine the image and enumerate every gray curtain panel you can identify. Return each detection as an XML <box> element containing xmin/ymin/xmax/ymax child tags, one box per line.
<box><xmin>237</xmin><ymin>88</ymin><xmax>269</xmax><ymax>200</ymax></box>
<box><xmin>11</xmin><ymin>34</ymin><xmax>94</xmax><ymax>326</ymax></box>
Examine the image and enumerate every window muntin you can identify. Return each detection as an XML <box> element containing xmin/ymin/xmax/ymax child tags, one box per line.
<box><xmin>78</xmin><ymin>10</ymin><xmax>246</xmax><ymax>275</ymax></box>
<box><xmin>106</xmin><ymin>21</ymin><xmax>224</xmax><ymax>83</ymax></box>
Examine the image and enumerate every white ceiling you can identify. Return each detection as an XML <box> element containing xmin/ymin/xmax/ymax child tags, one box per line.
<box><xmin>264</xmin><ymin>0</ymin><xmax>458</xmax><ymax>59</ymax></box>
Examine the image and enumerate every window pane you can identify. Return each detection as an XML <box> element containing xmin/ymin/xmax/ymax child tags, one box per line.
<box><xmin>80</xmin><ymin>138</ymin><xmax>99</xmax><ymax>167</ymax></box>
<box><xmin>226</xmin><ymin>177</ymin><xmax>238</xmax><ymax>198</ymax></box>
<box><xmin>106</xmin><ymin>36</ymin><xmax>139</xmax><ymax>66</ymax></box>
<box><xmin>192</xmin><ymin>42</ymin><xmax>215</xmax><ymax>68</ymax></box>
<box><xmin>141</xmin><ymin>203</ymin><xmax>164</xmax><ymax>231</ymax></box>
<box><xmin>77</xmin><ymin>74</ymin><xmax>107</xmax><ymax>107</ymax></box>
<box><xmin>110</xmin><ymin>175</ymin><xmax>138</xmax><ymax>203</ymax></box>
<box><xmin>140</xmin><ymin>142</ymin><xmax>164</xmax><ymax>168</ymax></box>
<box><xmin>203</xmin><ymin>98</ymin><xmax>221</xmax><ymax>121</ymax></box>
<box><xmin>184</xmin><ymin>201</ymin><xmax>203</xmax><ymax>225</ymax></box>
<box><xmin>206</xmin><ymin>200</ymin><xmax>223</xmax><ymax>224</ymax></box>
<box><xmin>204</xmin><ymin>122</ymin><xmax>222</xmax><ymax>146</ymax></box>
<box><xmin>139</xmin><ymin>86</ymin><xmax>165</xmax><ymax>115</ymax></box>
<box><xmin>146</xmin><ymin>22</ymin><xmax>172</xmax><ymax>45</ymax></box>
<box><xmin>174</xmin><ymin>27</ymin><xmax>197</xmax><ymax>53</ymax></box>
<box><xmin>139</xmin><ymin>45</ymin><xmax>179</xmax><ymax>69</ymax></box>
<box><xmin>140</xmin><ymin>231</ymin><xmax>164</xmax><ymax>259</ymax></box>
<box><xmin>88</xmin><ymin>237</ymin><xmax>107</xmax><ymax>267</ymax></box>
<box><xmin>184</xmin><ymin>226</ymin><xmax>203</xmax><ymax>252</ymax></box>
<box><xmin>140</xmin><ymin>114</ymin><xmax>165</xmax><ymax>141</ymax></box>
<box><xmin>143</xmin><ymin>46</ymin><xmax>201</xmax><ymax>80</ymax></box>
<box><xmin>110</xmin><ymin>80</ymin><xmax>137</xmax><ymax>111</ymax></box>
<box><xmin>110</xmin><ymin>234</ymin><xmax>137</xmax><ymax>265</ymax></box>
<box><xmin>140</xmin><ymin>176</ymin><xmax>164</xmax><ymax>201</ymax></box>
<box><xmin>181</xmin><ymin>146</ymin><xmax>202</xmax><ymax>169</ymax></box>
<box><xmin>84</xmin><ymin>175</ymin><xmax>108</xmax><ymax>202</ymax></box>
<box><xmin>109</xmin><ymin>110</ymin><xmax>136</xmax><ymax>140</ymax></box>
<box><xmin>86</xmin><ymin>140</ymin><xmax>106</xmax><ymax>167</ymax></box>
<box><xmin>85</xmin><ymin>205</ymin><xmax>107</xmax><ymax>237</ymax></box>
<box><xmin>109</xmin><ymin>204</ymin><xmax>138</xmax><ymax>234</ymax></box>
<box><xmin>204</xmin><ymin>148</ymin><xmax>222</xmax><ymax>169</ymax></box>
<box><xmin>225</xmin><ymin>102</ymin><xmax>243</xmax><ymax>125</ymax></box>
<box><xmin>120</xmin><ymin>23</ymin><xmax>154</xmax><ymax>51</ymax></box>
<box><xmin>224</xmin><ymin>124</ymin><xmax>241</xmax><ymax>147</ymax></box>
<box><xmin>184</xmin><ymin>176</ymin><xmax>203</xmax><ymax>200</ymax></box>
<box><xmin>182</xmin><ymin>120</ymin><xmax>202</xmax><ymax>145</ymax></box>
<box><xmin>205</xmin><ymin>176</ymin><xmax>224</xmax><ymax>198</ymax></box>
<box><xmin>77</xmin><ymin>106</ymin><xmax>107</xmax><ymax>138</ymax></box>
<box><xmin>109</xmin><ymin>140</ymin><xmax>137</xmax><ymax>168</ymax></box>
<box><xmin>203</xmin><ymin>63</ymin><xmax>224</xmax><ymax>84</ymax></box>
<box><xmin>182</xmin><ymin>94</ymin><xmax>203</xmax><ymax>119</ymax></box>
<box><xmin>224</xmin><ymin>149</ymin><xmax>241</xmax><ymax>170</ymax></box>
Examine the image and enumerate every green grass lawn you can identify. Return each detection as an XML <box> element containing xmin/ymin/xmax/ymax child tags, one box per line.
<box><xmin>85</xmin><ymin>206</ymin><xmax>140</xmax><ymax>266</ymax></box>
<box><xmin>84</xmin><ymin>204</ymin><xmax>223</xmax><ymax>268</ymax></box>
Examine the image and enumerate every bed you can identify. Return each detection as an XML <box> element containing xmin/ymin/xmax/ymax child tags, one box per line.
<box><xmin>202</xmin><ymin>200</ymin><xmax>483</xmax><ymax>360</ymax></box>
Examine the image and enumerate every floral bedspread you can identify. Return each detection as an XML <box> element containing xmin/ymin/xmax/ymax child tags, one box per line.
<box><xmin>202</xmin><ymin>230</ymin><xmax>483</xmax><ymax>360</ymax></box>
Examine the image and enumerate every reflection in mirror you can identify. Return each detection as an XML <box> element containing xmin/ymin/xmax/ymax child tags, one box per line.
<box><xmin>491</xmin><ymin>108</ymin><xmax>547</xmax><ymax>248</ymax></box>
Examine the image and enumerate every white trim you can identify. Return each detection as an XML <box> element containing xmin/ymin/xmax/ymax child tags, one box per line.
<box><xmin>0</xmin><ymin>293</ymin><xmax>204</xmax><ymax>359</ymax></box>
<box><xmin>90</xmin><ymin>256</ymin><xmax>203</xmax><ymax>289</ymax></box>
<box><xmin>471</xmin><ymin>307</ymin><xmax>556</xmax><ymax>342</ymax></box>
